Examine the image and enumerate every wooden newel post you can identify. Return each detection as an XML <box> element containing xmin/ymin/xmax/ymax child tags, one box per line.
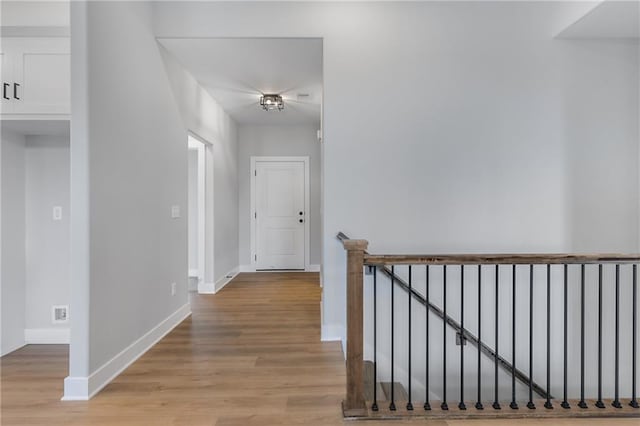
<box><xmin>342</xmin><ymin>239</ymin><xmax>369</xmax><ymax>417</ymax></box>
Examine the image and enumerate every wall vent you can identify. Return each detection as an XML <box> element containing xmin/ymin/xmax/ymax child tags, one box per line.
<box><xmin>52</xmin><ymin>305</ymin><xmax>69</xmax><ymax>324</ymax></box>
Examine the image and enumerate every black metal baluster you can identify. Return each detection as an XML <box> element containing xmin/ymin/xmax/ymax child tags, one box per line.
<box><xmin>527</xmin><ymin>265</ymin><xmax>536</xmax><ymax>410</ymax></box>
<box><xmin>613</xmin><ymin>264</ymin><xmax>622</xmax><ymax>409</ymax></box>
<box><xmin>476</xmin><ymin>265</ymin><xmax>484</xmax><ymax>410</ymax></box>
<box><xmin>510</xmin><ymin>265</ymin><xmax>518</xmax><ymax>410</ymax></box>
<box><xmin>407</xmin><ymin>266</ymin><xmax>413</xmax><ymax>411</ymax></box>
<box><xmin>578</xmin><ymin>264</ymin><xmax>588</xmax><ymax>409</ymax></box>
<box><xmin>544</xmin><ymin>264</ymin><xmax>553</xmax><ymax>409</ymax></box>
<box><xmin>493</xmin><ymin>265</ymin><xmax>501</xmax><ymax>410</ymax></box>
<box><xmin>425</xmin><ymin>265</ymin><xmax>431</xmax><ymax>411</ymax></box>
<box><xmin>459</xmin><ymin>265</ymin><xmax>467</xmax><ymax>410</ymax></box>
<box><xmin>390</xmin><ymin>265</ymin><xmax>396</xmax><ymax>411</ymax></box>
<box><xmin>596</xmin><ymin>265</ymin><xmax>605</xmax><ymax>409</ymax></box>
<box><xmin>442</xmin><ymin>265</ymin><xmax>449</xmax><ymax>411</ymax></box>
<box><xmin>632</xmin><ymin>264</ymin><xmax>639</xmax><ymax>409</ymax></box>
<box><xmin>372</xmin><ymin>267</ymin><xmax>378</xmax><ymax>411</ymax></box>
<box><xmin>561</xmin><ymin>264</ymin><xmax>570</xmax><ymax>409</ymax></box>
<box><xmin>424</xmin><ymin>265</ymin><xmax>431</xmax><ymax>410</ymax></box>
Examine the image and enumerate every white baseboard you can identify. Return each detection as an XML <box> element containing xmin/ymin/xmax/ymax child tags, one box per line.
<box><xmin>196</xmin><ymin>267</ymin><xmax>239</xmax><ymax>294</ymax></box>
<box><xmin>239</xmin><ymin>264</ymin><xmax>321</xmax><ymax>273</ymax></box>
<box><xmin>197</xmin><ymin>282</ymin><xmax>215</xmax><ymax>293</ymax></box>
<box><xmin>25</xmin><ymin>328</ymin><xmax>70</xmax><ymax>344</ymax></box>
<box><xmin>321</xmin><ymin>324</ymin><xmax>346</xmax><ymax>358</ymax></box>
<box><xmin>214</xmin><ymin>267</ymin><xmax>239</xmax><ymax>293</ymax></box>
<box><xmin>239</xmin><ymin>264</ymin><xmax>254</xmax><ymax>273</ymax></box>
<box><xmin>62</xmin><ymin>303</ymin><xmax>191</xmax><ymax>401</ymax></box>
<box><xmin>0</xmin><ymin>340</ymin><xmax>26</xmax><ymax>357</ymax></box>
<box><xmin>62</xmin><ymin>377</ymin><xmax>88</xmax><ymax>401</ymax></box>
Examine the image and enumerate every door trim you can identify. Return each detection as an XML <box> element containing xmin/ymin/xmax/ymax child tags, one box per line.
<box><xmin>250</xmin><ymin>156</ymin><xmax>310</xmax><ymax>272</ymax></box>
<box><xmin>188</xmin><ymin>132</ymin><xmax>215</xmax><ymax>293</ymax></box>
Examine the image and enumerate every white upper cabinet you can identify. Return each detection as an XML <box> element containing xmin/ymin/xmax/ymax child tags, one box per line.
<box><xmin>0</xmin><ymin>51</ymin><xmax>12</xmax><ymax>114</ymax></box>
<box><xmin>1</xmin><ymin>37</ymin><xmax>70</xmax><ymax>117</ymax></box>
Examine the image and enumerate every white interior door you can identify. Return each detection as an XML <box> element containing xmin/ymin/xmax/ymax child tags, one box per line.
<box><xmin>255</xmin><ymin>160</ymin><xmax>305</xmax><ymax>270</ymax></box>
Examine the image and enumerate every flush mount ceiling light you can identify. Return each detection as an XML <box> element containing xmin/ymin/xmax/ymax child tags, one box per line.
<box><xmin>260</xmin><ymin>94</ymin><xmax>284</xmax><ymax>112</ymax></box>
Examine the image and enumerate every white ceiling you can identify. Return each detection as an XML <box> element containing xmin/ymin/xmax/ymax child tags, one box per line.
<box><xmin>158</xmin><ymin>38</ymin><xmax>322</xmax><ymax>126</ymax></box>
<box><xmin>558</xmin><ymin>0</ymin><xmax>640</xmax><ymax>39</ymax></box>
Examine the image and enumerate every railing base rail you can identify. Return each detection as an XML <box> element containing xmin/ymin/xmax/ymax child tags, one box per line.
<box><xmin>342</xmin><ymin>401</ymin><xmax>368</xmax><ymax>418</ymax></box>
<box><xmin>343</xmin><ymin>400</ymin><xmax>640</xmax><ymax>420</ymax></box>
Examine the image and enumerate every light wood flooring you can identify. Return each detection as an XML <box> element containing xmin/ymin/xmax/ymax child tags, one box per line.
<box><xmin>1</xmin><ymin>272</ymin><xmax>638</xmax><ymax>425</ymax></box>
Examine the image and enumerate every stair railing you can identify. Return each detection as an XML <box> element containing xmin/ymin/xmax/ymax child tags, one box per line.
<box><xmin>339</xmin><ymin>232</ymin><xmax>640</xmax><ymax>419</ymax></box>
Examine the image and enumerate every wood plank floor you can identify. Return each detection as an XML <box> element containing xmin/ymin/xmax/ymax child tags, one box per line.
<box><xmin>1</xmin><ymin>272</ymin><xmax>638</xmax><ymax>425</ymax></box>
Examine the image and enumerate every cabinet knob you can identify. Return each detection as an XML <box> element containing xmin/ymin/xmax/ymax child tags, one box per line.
<box><xmin>13</xmin><ymin>83</ymin><xmax>20</xmax><ymax>100</ymax></box>
<box><xmin>3</xmin><ymin>83</ymin><xmax>9</xmax><ymax>100</ymax></box>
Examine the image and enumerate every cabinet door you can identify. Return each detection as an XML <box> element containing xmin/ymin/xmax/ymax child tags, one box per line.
<box><xmin>0</xmin><ymin>47</ymin><xmax>13</xmax><ymax>114</ymax></box>
<box><xmin>11</xmin><ymin>38</ymin><xmax>70</xmax><ymax>115</ymax></box>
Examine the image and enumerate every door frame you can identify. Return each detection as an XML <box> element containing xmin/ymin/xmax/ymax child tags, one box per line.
<box><xmin>188</xmin><ymin>132</ymin><xmax>215</xmax><ymax>293</ymax></box>
<box><xmin>188</xmin><ymin>136</ymin><xmax>206</xmax><ymax>284</ymax></box>
<box><xmin>250</xmin><ymin>156</ymin><xmax>310</xmax><ymax>272</ymax></box>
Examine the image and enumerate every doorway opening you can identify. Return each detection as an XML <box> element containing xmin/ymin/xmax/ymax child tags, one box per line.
<box><xmin>187</xmin><ymin>133</ymin><xmax>215</xmax><ymax>293</ymax></box>
<box><xmin>1</xmin><ymin>120</ymin><xmax>71</xmax><ymax>356</ymax></box>
<box><xmin>158</xmin><ymin>37</ymin><xmax>323</xmax><ymax>278</ymax></box>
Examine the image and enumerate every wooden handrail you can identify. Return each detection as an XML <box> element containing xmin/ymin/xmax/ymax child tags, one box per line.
<box><xmin>364</xmin><ymin>253</ymin><xmax>640</xmax><ymax>266</ymax></box>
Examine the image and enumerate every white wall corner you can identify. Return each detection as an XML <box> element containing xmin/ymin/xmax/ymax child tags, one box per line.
<box><xmin>25</xmin><ymin>328</ymin><xmax>70</xmax><ymax>344</ymax></box>
<box><xmin>197</xmin><ymin>282</ymin><xmax>216</xmax><ymax>294</ymax></box>
<box><xmin>188</xmin><ymin>277</ymin><xmax>198</xmax><ymax>292</ymax></box>
<box><xmin>239</xmin><ymin>264</ymin><xmax>255</xmax><ymax>273</ymax></box>
<box><xmin>307</xmin><ymin>264</ymin><xmax>321</xmax><ymax>272</ymax></box>
<box><xmin>214</xmin><ymin>267</ymin><xmax>239</xmax><ymax>293</ymax></box>
<box><xmin>62</xmin><ymin>303</ymin><xmax>191</xmax><ymax>401</ymax></box>
<box><xmin>321</xmin><ymin>323</ymin><xmax>346</xmax><ymax>358</ymax></box>
<box><xmin>61</xmin><ymin>376</ymin><xmax>89</xmax><ymax>401</ymax></box>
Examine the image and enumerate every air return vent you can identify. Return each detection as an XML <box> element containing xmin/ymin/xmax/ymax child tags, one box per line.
<box><xmin>52</xmin><ymin>305</ymin><xmax>69</xmax><ymax>324</ymax></box>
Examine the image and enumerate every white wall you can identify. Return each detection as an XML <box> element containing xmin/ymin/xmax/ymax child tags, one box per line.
<box><xmin>0</xmin><ymin>128</ymin><xmax>26</xmax><ymax>356</ymax></box>
<box><xmin>564</xmin><ymin>40</ymin><xmax>640</xmax><ymax>252</ymax></box>
<box><xmin>1</xmin><ymin>1</ymin><xmax>69</xmax><ymax>28</ymax></box>
<box><xmin>24</xmin><ymin>135</ymin><xmax>70</xmax><ymax>335</ymax></box>
<box><xmin>153</xmin><ymin>1</ymin><xmax>639</xmax><ymax>347</ymax></box>
<box><xmin>238</xmin><ymin>125</ymin><xmax>321</xmax><ymax>268</ymax></box>
<box><xmin>159</xmin><ymin>45</ymin><xmax>239</xmax><ymax>285</ymax></box>
<box><xmin>66</xmin><ymin>1</ymin><xmax>190</xmax><ymax>399</ymax></box>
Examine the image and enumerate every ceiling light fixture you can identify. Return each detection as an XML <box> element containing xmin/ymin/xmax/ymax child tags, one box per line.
<box><xmin>260</xmin><ymin>94</ymin><xmax>284</xmax><ymax>111</ymax></box>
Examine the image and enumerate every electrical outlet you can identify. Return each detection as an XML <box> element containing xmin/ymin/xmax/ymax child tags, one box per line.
<box><xmin>171</xmin><ymin>282</ymin><xmax>177</xmax><ymax>296</ymax></box>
